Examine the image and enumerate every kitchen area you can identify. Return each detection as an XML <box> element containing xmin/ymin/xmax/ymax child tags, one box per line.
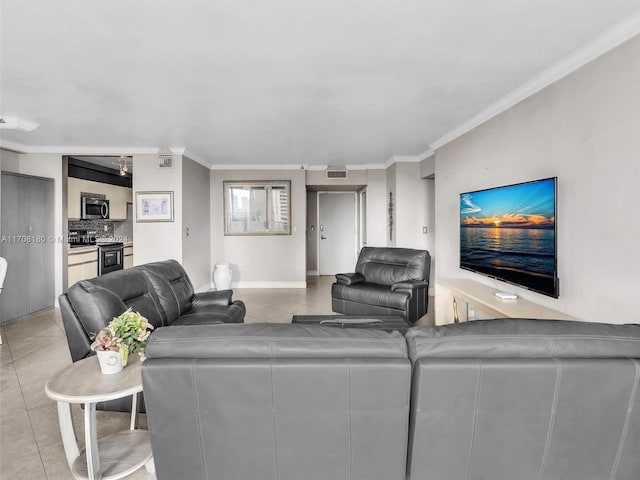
<box><xmin>0</xmin><ymin>153</ymin><xmax>136</xmax><ymax>325</ymax></box>
<box><xmin>66</xmin><ymin>156</ymin><xmax>134</xmax><ymax>287</ymax></box>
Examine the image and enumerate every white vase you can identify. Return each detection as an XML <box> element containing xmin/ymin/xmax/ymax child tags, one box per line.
<box><xmin>214</xmin><ymin>263</ymin><xmax>233</xmax><ymax>290</ymax></box>
<box><xmin>96</xmin><ymin>350</ymin><xmax>123</xmax><ymax>375</ymax></box>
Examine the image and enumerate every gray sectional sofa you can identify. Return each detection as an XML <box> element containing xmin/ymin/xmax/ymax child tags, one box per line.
<box><xmin>142</xmin><ymin>318</ymin><xmax>640</xmax><ymax>480</ymax></box>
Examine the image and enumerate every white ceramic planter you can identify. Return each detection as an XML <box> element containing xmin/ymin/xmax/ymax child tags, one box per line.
<box><xmin>96</xmin><ymin>349</ymin><xmax>123</xmax><ymax>375</ymax></box>
<box><xmin>214</xmin><ymin>263</ymin><xmax>233</xmax><ymax>290</ymax></box>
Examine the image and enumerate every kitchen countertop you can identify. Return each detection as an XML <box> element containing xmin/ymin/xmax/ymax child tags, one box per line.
<box><xmin>68</xmin><ymin>245</ymin><xmax>98</xmax><ymax>254</ymax></box>
<box><xmin>68</xmin><ymin>241</ymin><xmax>132</xmax><ymax>254</ymax></box>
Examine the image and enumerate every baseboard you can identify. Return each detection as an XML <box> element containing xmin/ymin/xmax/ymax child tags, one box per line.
<box><xmin>232</xmin><ymin>281</ymin><xmax>307</xmax><ymax>289</ymax></box>
<box><xmin>306</xmin><ymin>270</ymin><xmax>319</xmax><ymax>276</ymax></box>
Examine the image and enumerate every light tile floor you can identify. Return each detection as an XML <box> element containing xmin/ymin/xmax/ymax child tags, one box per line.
<box><xmin>0</xmin><ymin>276</ymin><xmax>434</xmax><ymax>479</ymax></box>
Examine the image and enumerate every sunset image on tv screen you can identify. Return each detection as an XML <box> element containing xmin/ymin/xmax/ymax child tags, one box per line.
<box><xmin>460</xmin><ymin>177</ymin><xmax>556</xmax><ymax>296</ymax></box>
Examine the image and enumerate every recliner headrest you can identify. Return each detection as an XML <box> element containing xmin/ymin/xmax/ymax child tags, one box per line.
<box><xmin>355</xmin><ymin>247</ymin><xmax>429</xmax><ymax>285</ymax></box>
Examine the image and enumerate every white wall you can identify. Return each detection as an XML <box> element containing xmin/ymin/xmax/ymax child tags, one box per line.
<box><xmin>0</xmin><ymin>152</ymin><xmax>65</xmax><ymax>305</ymax></box>
<box><xmin>435</xmin><ymin>34</ymin><xmax>640</xmax><ymax>323</ymax></box>
<box><xmin>364</xmin><ymin>169</ymin><xmax>387</xmax><ymax>247</ymax></box>
<box><xmin>132</xmin><ymin>154</ymin><xmax>183</xmax><ymax>265</ymax></box>
<box><xmin>385</xmin><ymin>164</ymin><xmax>396</xmax><ymax>246</ymax></box>
<box><xmin>210</xmin><ymin>169</ymin><xmax>306</xmax><ymax>288</ymax></box>
<box><xmin>182</xmin><ymin>156</ymin><xmax>211</xmax><ymax>290</ymax></box>
<box><xmin>306</xmin><ymin>191</ymin><xmax>318</xmax><ymax>275</ymax></box>
<box><xmin>425</xmin><ymin>177</ymin><xmax>435</xmax><ymax>287</ymax></box>
<box><xmin>420</xmin><ymin>155</ymin><xmax>435</xmax><ymax>178</ymax></box>
<box><xmin>394</xmin><ymin>162</ymin><xmax>429</xmax><ymax>250</ymax></box>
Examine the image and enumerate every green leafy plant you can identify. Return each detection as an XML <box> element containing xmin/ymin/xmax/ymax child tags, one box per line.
<box><xmin>90</xmin><ymin>308</ymin><xmax>155</xmax><ymax>366</ymax></box>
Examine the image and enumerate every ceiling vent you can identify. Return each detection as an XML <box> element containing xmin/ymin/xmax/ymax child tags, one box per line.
<box><xmin>326</xmin><ymin>166</ymin><xmax>348</xmax><ymax>179</ymax></box>
<box><xmin>158</xmin><ymin>154</ymin><xmax>173</xmax><ymax>168</ymax></box>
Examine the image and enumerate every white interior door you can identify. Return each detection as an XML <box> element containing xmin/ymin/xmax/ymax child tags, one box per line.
<box><xmin>318</xmin><ymin>192</ymin><xmax>357</xmax><ymax>275</ymax></box>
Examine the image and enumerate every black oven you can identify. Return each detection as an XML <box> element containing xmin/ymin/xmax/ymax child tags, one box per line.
<box><xmin>98</xmin><ymin>243</ymin><xmax>124</xmax><ymax>275</ymax></box>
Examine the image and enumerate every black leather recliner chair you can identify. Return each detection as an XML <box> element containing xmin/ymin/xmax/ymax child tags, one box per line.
<box><xmin>331</xmin><ymin>247</ymin><xmax>430</xmax><ymax>323</ymax></box>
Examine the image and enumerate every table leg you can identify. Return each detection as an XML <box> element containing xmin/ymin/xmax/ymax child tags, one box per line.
<box><xmin>84</xmin><ymin>402</ymin><xmax>101</xmax><ymax>480</ymax></box>
<box><xmin>129</xmin><ymin>392</ymin><xmax>139</xmax><ymax>430</ymax></box>
<box><xmin>56</xmin><ymin>402</ymin><xmax>80</xmax><ymax>469</ymax></box>
<box><xmin>145</xmin><ymin>457</ymin><xmax>156</xmax><ymax>474</ymax></box>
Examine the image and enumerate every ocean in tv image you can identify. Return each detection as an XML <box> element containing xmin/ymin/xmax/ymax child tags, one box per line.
<box><xmin>460</xmin><ymin>178</ymin><xmax>556</xmax><ymax>296</ymax></box>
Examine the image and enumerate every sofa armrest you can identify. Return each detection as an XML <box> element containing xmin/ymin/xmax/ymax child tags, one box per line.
<box><xmin>192</xmin><ymin>290</ymin><xmax>234</xmax><ymax>309</ymax></box>
<box><xmin>391</xmin><ymin>280</ymin><xmax>429</xmax><ymax>292</ymax></box>
<box><xmin>335</xmin><ymin>273</ymin><xmax>365</xmax><ymax>285</ymax></box>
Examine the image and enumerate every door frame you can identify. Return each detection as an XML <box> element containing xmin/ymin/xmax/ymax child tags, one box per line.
<box><xmin>316</xmin><ymin>191</ymin><xmax>359</xmax><ymax>276</ymax></box>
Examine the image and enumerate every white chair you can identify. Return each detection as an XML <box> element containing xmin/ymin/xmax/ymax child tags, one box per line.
<box><xmin>0</xmin><ymin>257</ymin><xmax>7</xmax><ymax>344</ymax></box>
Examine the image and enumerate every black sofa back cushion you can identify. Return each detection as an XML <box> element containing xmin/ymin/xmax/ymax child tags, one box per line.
<box><xmin>141</xmin><ymin>259</ymin><xmax>194</xmax><ymax>315</ymax></box>
<box><xmin>355</xmin><ymin>247</ymin><xmax>428</xmax><ymax>285</ymax></box>
<box><xmin>140</xmin><ymin>269</ymin><xmax>181</xmax><ymax>322</ymax></box>
<box><xmin>67</xmin><ymin>269</ymin><xmax>167</xmax><ymax>338</ymax></box>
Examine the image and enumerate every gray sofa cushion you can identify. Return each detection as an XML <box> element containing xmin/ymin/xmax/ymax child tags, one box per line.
<box><xmin>143</xmin><ymin>323</ymin><xmax>411</xmax><ymax>480</ymax></box>
<box><xmin>145</xmin><ymin>323</ymin><xmax>408</xmax><ymax>359</ymax></box>
<box><xmin>406</xmin><ymin>318</ymin><xmax>640</xmax><ymax>360</ymax></box>
<box><xmin>406</xmin><ymin>318</ymin><xmax>640</xmax><ymax>480</ymax></box>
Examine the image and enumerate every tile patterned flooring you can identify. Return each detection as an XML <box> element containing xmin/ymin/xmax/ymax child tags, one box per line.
<box><xmin>0</xmin><ymin>276</ymin><xmax>434</xmax><ymax>479</ymax></box>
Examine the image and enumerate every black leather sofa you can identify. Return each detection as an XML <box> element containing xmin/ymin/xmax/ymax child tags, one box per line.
<box><xmin>59</xmin><ymin>259</ymin><xmax>245</xmax><ymax>411</ymax></box>
<box><xmin>331</xmin><ymin>247</ymin><xmax>430</xmax><ymax>323</ymax></box>
<box><xmin>142</xmin><ymin>319</ymin><xmax>640</xmax><ymax>480</ymax></box>
<box><xmin>60</xmin><ymin>259</ymin><xmax>245</xmax><ymax>363</ymax></box>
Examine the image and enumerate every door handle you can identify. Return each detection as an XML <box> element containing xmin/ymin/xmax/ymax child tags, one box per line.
<box><xmin>321</xmin><ymin>235</ymin><xmax>327</xmax><ymax>240</ymax></box>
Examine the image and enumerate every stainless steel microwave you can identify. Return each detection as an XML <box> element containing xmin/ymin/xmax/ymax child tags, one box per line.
<box><xmin>81</xmin><ymin>197</ymin><xmax>109</xmax><ymax>219</ymax></box>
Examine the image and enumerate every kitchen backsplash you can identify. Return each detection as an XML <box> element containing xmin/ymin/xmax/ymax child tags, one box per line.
<box><xmin>68</xmin><ymin>219</ymin><xmax>131</xmax><ymax>243</ymax></box>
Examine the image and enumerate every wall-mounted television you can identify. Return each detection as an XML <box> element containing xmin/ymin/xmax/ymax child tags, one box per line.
<box><xmin>460</xmin><ymin>177</ymin><xmax>558</xmax><ymax>298</ymax></box>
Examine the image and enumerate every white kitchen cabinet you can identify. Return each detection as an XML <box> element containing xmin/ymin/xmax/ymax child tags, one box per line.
<box><xmin>67</xmin><ymin>178</ymin><xmax>132</xmax><ymax>220</ymax></box>
<box><xmin>104</xmin><ymin>183</ymin><xmax>132</xmax><ymax>220</ymax></box>
<box><xmin>67</xmin><ymin>248</ymin><xmax>98</xmax><ymax>287</ymax></box>
<box><xmin>124</xmin><ymin>245</ymin><xmax>134</xmax><ymax>269</ymax></box>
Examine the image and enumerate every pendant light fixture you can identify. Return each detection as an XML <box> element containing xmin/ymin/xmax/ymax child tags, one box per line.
<box><xmin>112</xmin><ymin>156</ymin><xmax>129</xmax><ymax>176</ymax></box>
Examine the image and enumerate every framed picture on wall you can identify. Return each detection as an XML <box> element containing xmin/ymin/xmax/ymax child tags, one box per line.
<box><xmin>136</xmin><ymin>191</ymin><xmax>174</xmax><ymax>222</ymax></box>
<box><xmin>223</xmin><ymin>181</ymin><xmax>291</xmax><ymax>235</ymax></box>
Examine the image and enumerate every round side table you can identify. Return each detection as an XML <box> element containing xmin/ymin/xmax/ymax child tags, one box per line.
<box><xmin>45</xmin><ymin>355</ymin><xmax>154</xmax><ymax>480</ymax></box>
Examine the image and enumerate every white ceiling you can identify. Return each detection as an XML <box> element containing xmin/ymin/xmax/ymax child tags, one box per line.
<box><xmin>2</xmin><ymin>1</ymin><xmax>640</xmax><ymax>167</ymax></box>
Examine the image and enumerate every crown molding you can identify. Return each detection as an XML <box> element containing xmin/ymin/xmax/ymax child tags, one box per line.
<box><xmin>0</xmin><ymin>142</ymin><xmax>160</xmax><ymax>156</ymax></box>
<box><xmin>168</xmin><ymin>147</ymin><xmax>186</xmax><ymax>155</ymax></box>
<box><xmin>429</xmin><ymin>11</ymin><xmax>640</xmax><ymax>151</ymax></box>
<box><xmin>417</xmin><ymin>147</ymin><xmax>435</xmax><ymax>160</ymax></box>
<box><xmin>306</xmin><ymin>163</ymin><xmax>386</xmax><ymax>171</ymax></box>
<box><xmin>180</xmin><ymin>149</ymin><xmax>215</xmax><ymax>169</ymax></box>
<box><xmin>0</xmin><ymin>140</ymin><xmax>30</xmax><ymax>153</ymax></box>
<box><xmin>383</xmin><ymin>155</ymin><xmax>423</xmax><ymax>168</ymax></box>
<box><xmin>209</xmin><ymin>163</ymin><xmax>306</xmax><ymax>170</ymax></box>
